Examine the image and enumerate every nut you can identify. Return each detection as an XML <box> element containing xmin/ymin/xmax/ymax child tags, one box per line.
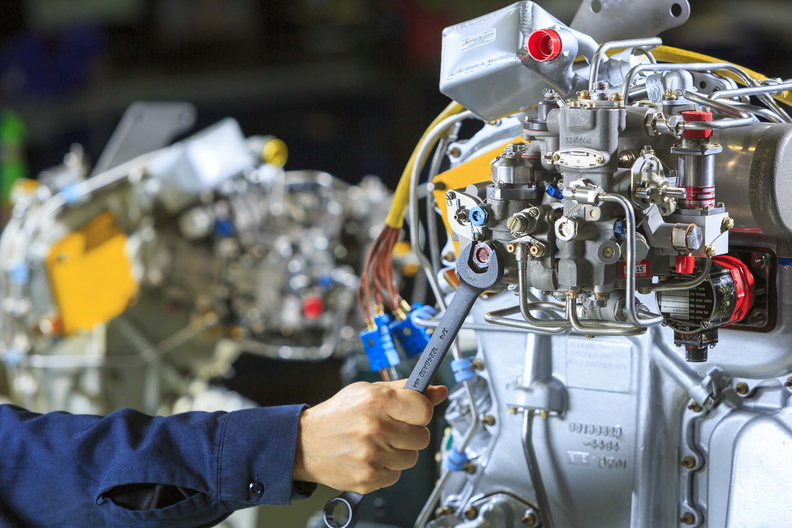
<box><xmin>687</xmin><ymin>402</ymin><xmax>703</xmax><ymax>412</ymax></box>
<box><xmin>705</xmin><ymin>245</ymin><xmax>716</xmax><ymax>258</ymax></box>
<box><xmin>435</xmin><ymin>506</ymin><xmax>453</xmax><ymax>517</ymax></box>
<box><xmin>681</xmin><ymin>456</ymin><xmax>696</xmax><ymax>468</ymax></box>
<box><xmin>464</xmin><ymin>506</ymin><xmax>478</xmax><ymax>520</ymax></box>
<box><xmin>721</xmin><ymin>216</ymin><xmax>735</xmax><ymax>232</ymax></box>
<box><xmin>786</xmin><ymin>377</ymin><xmax>792</xmax><ymax>389</ymax></box>
<box><xmin>472</xmin><ymin>244</ymin><xmax>492</xmax><ymax>269</ymax></box>
<box><xmin>680</xmin><ymin>513</ymin><xmax>695</xmax><ymax>525</ymax></box>
<box><xmin>577</xmin><ymin>90</ymin><xmax>591</xmax><ymax>99</ymax></box>
<box><xmin>482</xmin><ymin>414</ymin><xmax>496</xmax><ymax>426</ymax></box>
<box><xmin>735</xmin><ymin>382</ymin><xmax>749</xmax><ymax>395</ymax></box>
<box><xmin>556</xmin><ymin>217</ymin><xmax>579</xmax><ymax>241</ymax></box>
<box><xmin>522</xmin><ymin>512</ymin><xmax>538</xmax><ymax>526</ymax></box>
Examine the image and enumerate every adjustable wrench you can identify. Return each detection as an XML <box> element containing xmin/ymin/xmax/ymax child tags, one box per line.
<box><xmin>323</xmin><ymin>242</ymin><xmax>503</xmax><ymax>528</ymax></box>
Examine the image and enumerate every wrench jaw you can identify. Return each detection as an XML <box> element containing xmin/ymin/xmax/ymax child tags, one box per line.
<box><xmin>323</xmin><ymin>491</ymin><xmax>363</xmax><ymax>528</ymax></box>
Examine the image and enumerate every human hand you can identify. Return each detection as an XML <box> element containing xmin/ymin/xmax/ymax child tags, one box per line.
<box><xmin>292</xmin><ymin>380</ymin><xmax>448</xmax><ymax>493</ymax></box>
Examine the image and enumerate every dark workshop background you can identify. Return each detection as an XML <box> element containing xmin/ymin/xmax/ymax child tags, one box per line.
<box><xmin>0</xmin><ymin>0</ymin><xmax>789</xmax><ymax>188</ymax></box>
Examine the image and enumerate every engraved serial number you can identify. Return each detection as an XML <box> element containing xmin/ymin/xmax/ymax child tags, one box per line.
<box><xmin>569</xmin><ymin>422</ymin><xmax>623</xmax><ymax>438</ymax></box>
<box><xmin>583</xmin><ymin>439</ymin><xmax>621</xmax><ymax>452</ymax></box>
<box><xmin>564</xmin><ymin>136</ymin><xmax>593</xmax><ymax>145</ymax></box>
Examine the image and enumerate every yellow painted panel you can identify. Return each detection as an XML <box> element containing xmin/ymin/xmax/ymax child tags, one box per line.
<box><xmin>46</xmin><ymin>212</ymin><xmax>137</xmax><ymax>335</ymax></box>
<box><xmin>432</xmin><ymin>136</ymin><xmax>526</xmax><ymax>244</ymax></box>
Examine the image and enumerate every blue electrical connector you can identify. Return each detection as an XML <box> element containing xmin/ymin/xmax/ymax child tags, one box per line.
<box><xmin>389</xmin><ymin>304</ymin><xmax>437</xmax><ymax>358</ymax></box>
<box><xmin>360</xmin><ymin>314</ymin><xmax>401</xmax><ymax>371</ymax></box>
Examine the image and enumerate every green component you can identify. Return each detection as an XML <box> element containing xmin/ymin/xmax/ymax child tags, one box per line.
<box><xmin>1</xmin><ymin>110</ymin><xmax>28</xmax><ymax>206</ymax></box>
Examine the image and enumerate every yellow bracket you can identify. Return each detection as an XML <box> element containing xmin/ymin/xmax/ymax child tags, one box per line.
<box><xmin>46</xmin><ymin>211</ymin><xmax>138</xmax><ymax>335</ymax></box>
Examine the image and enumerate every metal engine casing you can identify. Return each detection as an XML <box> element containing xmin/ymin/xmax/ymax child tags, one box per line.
<box><xmin>425</xmin><ymin>106</ymin><xmax>792</xmax><ymax>527</ymax></box>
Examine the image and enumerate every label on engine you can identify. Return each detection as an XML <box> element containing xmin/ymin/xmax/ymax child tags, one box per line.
<box><xmin>620</xmin><ymin>260</ymin><xmax>651</xmax><ymax>278</ymax></box>
<box><xmin>460</xmin><ymin>28</ymin><xmax>496</xmax><ymax>52</ymax></box>
<box><xmin>566</xmin><ymin>338</ymin><xmax>632</xmax><ymax>393</ymax></box>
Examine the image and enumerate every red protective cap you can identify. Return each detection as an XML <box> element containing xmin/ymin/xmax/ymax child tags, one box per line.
<box><xmin>527</xmin><ymin>29</ymin><xmax>563</xmax><ymax>62</ymax></box>
<box><xmin>713</xmin><ymin>255</ymin><xmax>756</xmax><ymax>324</ymax></box>
<box><xmin>302</xmin><ymin>295</ymin><xmax>324</xmax><ymax>320</ymax></box>
<box><xmin>675</xmin><ymin>255</ymin><xmax>696</xmax><ymax>275</ymax></box>
<box><xmin>681</xmin><ymin>110</ymin><xmax>713</xmax><ymax>139</ymax></box>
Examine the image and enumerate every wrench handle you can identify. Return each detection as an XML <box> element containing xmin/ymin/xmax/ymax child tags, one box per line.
<box><xmin>405</xmin><ymin>284</ymin><xmax>483</xmax><ymax>393</ymax></box>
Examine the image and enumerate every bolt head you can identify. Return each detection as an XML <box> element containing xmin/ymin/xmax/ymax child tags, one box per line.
<box><xmin>735</xmin><ymin>382</ymin><xmax>749</xmax><ymax>395</ymax></box>
<box><xmin>681</xmin><ymin>456</ymin><xmax>696</xmax><ymax>468</ymax></box>
<box><xmin>688</xmin><ymin>402</ymin><xmax>703</xmax><ymax>412</ymax></box>
<box><xmin>464</xmin><ymin>507</ymin><xmax>478</xmax><ymax>520</ymax></box>
<box><xmin>721</xmin><ymin>216</ymin><xmax>735</xmax><ymax>232</ymax></box>
<box><xmin>507</xmin><ymin>215</ymin><xmax>527</xmax><ymax>233</ymax></box>
<box><xmin>472</xmin><ymin>244</ymin><xmax>492</xmax><ymax>269</ymax></box>
<box><xmin>786</xmin><ymin>377</ymin><xmax>792</xmax><ymax>389</ymax></box>
<box><xmin>681</xmin><ymin>513</ymin><xmax>695</xmax><ymax>525</ymax></box>
<box><xmin>522</xmin><ymin>513</ymin><xmax>538</xmax><ymax>526</ymax></box>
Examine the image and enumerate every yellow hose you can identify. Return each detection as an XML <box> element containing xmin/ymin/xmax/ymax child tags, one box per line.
<box><xmin>384</xmin><ymin>101</ymin><xmax>464</xmax><ymax>229</ymax></box>
<box><xmin>653</xmin><ymin>46</ymin><xmax>792</xmax><ymax>107</ymax></box>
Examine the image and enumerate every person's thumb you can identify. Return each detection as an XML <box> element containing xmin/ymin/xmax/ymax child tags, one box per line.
<box><xmin>425</xmin><ymin>384</ymin><xmax>449</xmax><ymax>406</ymax></box>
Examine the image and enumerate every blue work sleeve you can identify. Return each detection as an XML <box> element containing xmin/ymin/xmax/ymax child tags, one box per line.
<box><xmin>0</xmin><ymin>403</ymin><xmax>317</xmax><ymax>528</ymax></box>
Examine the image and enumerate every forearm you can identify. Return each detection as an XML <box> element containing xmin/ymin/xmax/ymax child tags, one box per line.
<box><xmin>0</xmin><ymin>404</ymin><xmax>313</xmax><ymax>528</ymax></box>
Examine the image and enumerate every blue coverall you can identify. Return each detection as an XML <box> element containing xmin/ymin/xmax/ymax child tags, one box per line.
<box><xmin>0</xmin><ymin>404</ymin><xmax>316</xmax><ymax>527</ymax></box>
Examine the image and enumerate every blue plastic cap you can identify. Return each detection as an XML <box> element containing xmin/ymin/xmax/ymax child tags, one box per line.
<box><xmin>3</xmin><ymin>348</ymin><xmax>23</xmax><ymax>367</ymax></box>
<box><xmin>214</xmin><ymin>219</ymin><xmax>234</xmax><ymax>238</ymax></box>
<box><xmin>469</xmin><ymin>206</ymin><xmax>490</xmax><ymax>226</ymax></box>
<box><xmin>10</xmin><ymin>263</ymin><xmax>29</xmax><ymax>285</ymax></box>
<box><xmin>451</xmin><ymin>358</ymin><xmax>476</xmax><ymax>383</ymax></box>
<box><xmin>61</xmin><ymin>184</ymin><xmax>82</xmax><ymax>204</ymax></box>
<box><xmin>445</xmin><ymin>448</ymin><xmax>470</xmax><ymax>472</ymax></box>
<box><xmin>546</xmin><ymin>185</ymin><xmax>563</xmax><ymax>200</ymax></box>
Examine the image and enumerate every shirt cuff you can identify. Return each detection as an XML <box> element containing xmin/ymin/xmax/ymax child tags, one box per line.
<box><xmin>217</xmin><ymin>405</ymin><xmax>308</xmax><ymax>507</ymax></box>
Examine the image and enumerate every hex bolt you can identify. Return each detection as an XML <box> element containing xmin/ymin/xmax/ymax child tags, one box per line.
<box><xmin>681</xmin><ymin>456</ymin><xmax>696</xmax><ymax>468</ymax></box>
<box><xmin>735</xmin><ymin>382</ymin><xmax>749</xmax><ymax>396</ymax></box>
<box><xmin>688</xmin><ymin>402</ymin><xmax>703</xmax><ymax>412</ymax></box>
<box><xmin>448</xmin><ymin>146</ymin><xmax>462</xmax><ymax>158</ymax></box>
<box><xmin>786</xmin><ymin>378</ymin><xmax>792</xmax><ymax>389</ymax></box>
<box><xmin>471</xmin><ymin>358</ymin><xmax>485</xmax><ymax>370</ymax></box>
<box><xmin>482</xmin><ymin>414</ymin><xmax>496</xmax><ymax>426</ymax></box>
<box><xmin>464</xmin><ymin>507</ymin><xmax>478</xmax><ymax>520</ymax></box>
<box><xmin>522</xmin><ymin>513</ymin><xmax>538</xmax><ymax>526</ymax></box>
<box><xmin>721</xmin><ymin>217</ymin><xmax>735</xmax><ymax>232</ymax></box>
<box><xmin>463</xmin><ymin>461</ymin><xmax>476</xmax><ymax>474</ymax></box>
<box><xmin>705</xmin><ymin>245</ymin><xmax>716</xmax><ymax>258</ymax></box>
<box><xmin>680</xmin><ymin>513</ymin><xmax>695</xmax><ymax>525</ymax></box>
<box><xmin>577</xmin><ymin>90</ymin><xmax>591</xmax><ymax>99</ymax></box>
<box><xmin>609</xmin><ymin>92</ymin><xmax>624</xmax><ymax>102</ymax></box>
<box><xmin>472</xmin><ymin>244</ymin><xmax>492</xmax><ymax>269</ymax></box>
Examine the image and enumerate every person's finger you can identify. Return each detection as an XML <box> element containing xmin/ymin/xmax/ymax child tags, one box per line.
<box><xmin>381</xmin><ymin>420</ymin><xmax>431</xmax><ymax>451</ymax></box>
<box><xmin>382</xmin><ymin>388</ymin><xmax>434</xmax><ymax>426</ymax></box>
<box><xmin>425</xmin><ymin>385</ymin><xmax>449</xmax><ymax>406</ymax></box>
<box><xmin>381</xmin><ymin>448</ymin><xmax>420</xmax><ymax>471</ymax></box>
